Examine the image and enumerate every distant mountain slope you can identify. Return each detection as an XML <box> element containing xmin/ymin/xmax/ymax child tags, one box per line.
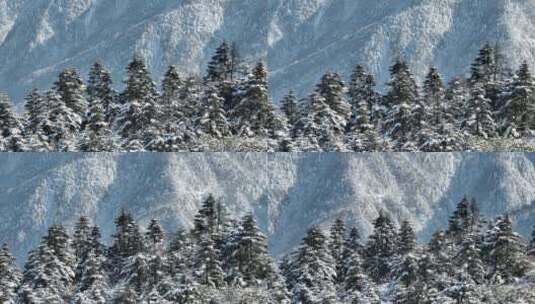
<box><xmin>0</xmin><ymin>0</ymin><xmax>534</xmax><ymax>102</ymax></box>
<box><xmin>0</xmin><ymin>153</ymin><xmax>534</xmax><ymax>262</ymax></box>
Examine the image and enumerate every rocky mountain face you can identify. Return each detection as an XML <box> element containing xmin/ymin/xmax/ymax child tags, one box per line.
<box><xmin>0</xmin><ymin>0</ymin><xmax>534</xmax><ymax>103</ymax></box>
<box><xmin>1</xmin><ymin>153</ymin><xmax>534</xmax><ymax>262</ymax></box>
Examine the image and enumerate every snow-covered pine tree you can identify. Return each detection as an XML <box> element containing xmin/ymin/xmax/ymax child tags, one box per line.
<box><xmin>280</xmin><ymin>90</ymin><xmax>299</xmax><ymax>129</ymax></box>
<box><xmin>0</xmin><ymin>92</ymin><xmax>25</xmax><ymax>151</ymax></box>
<box><xmin>341</xmin><ymin>240</ymin><xmax>379</xmax><ymax>304</ymax></box>
<box><xmin>193</xmin><ymin>233</ymin><xmax>225</xmax><ymax>288</ymax></box>
<box><xmin>456</xmin><ymin>231</ymin><xmax>485</xmax><ymax>285</ymax></box>
<box><xmin>316</xmin><ymin>72</ymin><xmax>352</xmax><ymax>129</ymax></box>
<box><xmin>348</xmin><ymin>65</ymin><xmax>379</xmax><ymax>132</ymax></box>
<box><xmin>206</xmin><ymin>42</ymin><xmax>245</xmax><ymax>114</ymax></box>
<box><xmin>470</xmin><ymin>44</ymin><xmax>507</xmax><ymax>116</ymax></box>
<box><xmin>419</xmin><ymin>67</ymin><xmax>463</xmax><ymax>151</ymax></box>
<box><xmin>231</xmin><ymin>61</ymin><xmax>278</xmax><ymax>138</ymax></box>
<box><xmin>23</xmin><ymin>89</ymin><xmax>53</xmax><ymax>151</ymax></box>
<box><xmin>206</xmin><ymin>41</ymin><xmax>232</xmax><ymax>83</ymax></box>
<box><xmin>87</xmin><ymin>61</ymin><xmax>117</xmax><ymax>124</ymax></box>
<box><xmin>383</xmin><ymin>60</ymin><xmax>420</xmax><ymax>150</ymax></box>
<box><xmin>78</xmin><ymin>96</ymin><xmax>116</xmax><ymax>151</ymax></box>
<box><xmin>158</xmin><ymin>69</ymin><xmax>199</xmax><ymax>152</ymax></box>
<box><xmin>0</xmin><ymin>244</ymin><xmax>21</xmax><ymax>304</ymax></box>
<box><xmin>197</xmin><ymin>84</ymin><xmax>231</xmax><ymax>139</ymax></box>
<box><xmin>345</xmin><ymin>66</ymin><xmax>385</xmax><ymax>152</ymax></box>
<box><xmin>447</xmin><ymin>196</ymin><xmax>476</xmax><ymax>242</ymax></box>
<box><xmin>143</xmin><ymin>218</ymin><xmax>168</xmax><ymax>299</ymax></box>
<box><xmin>488</xmin><ymin>215</ymin><xmax>528</xmax><ymax>283</ymax></box>
<box><xmin>227</xmin><ymin>214</ymin><xmax>273</xmax><ymax>287</ymax></box>
<box><xmin>116</xmin><ymin>54</ymin><xmax>161</xmax><ymax>150</ymax></box>
<box><xmin>364</xmin><ymin>210</ymin><xmax>398</xmax><ymax>282</ymax></box>
<box><xmin>294</xmin><ymin>91</ymin><xmax>348</xmax><ymax>151</ymax></box>
<box><xmin>54</xmin><ymin>68</ymin><xmax>87</xmax><ymax>130</ymax></box>
<box><xmin>72</xmin><ymin>246</ymin><xmax>110</xmax><ymax>304</ymax></box>
<box><xmin>160</xmin><ymin>65</ymin><xmax>183</xmax><ymax>124</ymax></box>
<box><xmin>286</xmin><ymin>225</ymin><xmax>337</xmax><ymax>304</ymax></box>
<box><xmin>446</xmin><ymin>76</ymin><xmax>469</xmax><ymax>126</ymax></box>
<box><xmin>499</xmin><ymin>62</ymin><xmax>535</xmax><ymax>137</ymax></box>
<box><xmin>108</xmin><ymin>210</ymin><xmax>145</xmax><ymax>277</ymax></box>
<box><xmin>161</xmin><ymin>228</ymin><xmax>200</xmax><ymax>303</ymax></box>
<box><xmin>339</xmin><ymin>226</ymin><xmax>365</xmax><ymax>285</ymax></box>
<box><xmin>397</xmin><ymin>220</ymin><xmax>416</xmax><ymax>255</ymax></box>
<box><xmin>192</xmin><ymin>194</ymin><xmax>221</xmax><ymax>240</ymax></box>
<box><xmin>18</xmin><ymin>224</ymin><xmax>76</xmax><ymax>303</ymax></box>
<box><xmin>73</xmin><ymin>216</ymin><xmax>93</xmax><ymax>275</ymax></box>
<box><xmin>329</xmin><ymin>217</ymin><xmax>346</xmax><ymax>284</ymax></box>
<box><xmin>470</xmin><ymin>44</ymin><xmax>496</xmax><ymax>87</ymax></box>
<box><xmin>47</xmin><ymin>89</ymin><xmax>82</xmax><ymax>151</ymax></box>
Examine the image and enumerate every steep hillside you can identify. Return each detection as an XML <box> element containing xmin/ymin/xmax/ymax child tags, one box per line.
<box><xmin>0</xmin><ymin>153</ymin><xmax>534</xmax><ymax>262</ymax></box>
<box><xmin>0</xmin><ymin>0</ymin><xmax>534</xmax><ymax>102</ymax></box>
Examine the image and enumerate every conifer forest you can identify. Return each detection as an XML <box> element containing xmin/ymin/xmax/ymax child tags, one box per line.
<box><xmin>1</xmin><ymin>194</ymin><xmax>534</xmax><ymax>304</ymax></box>
<box><xmin>2</xmin><ymin>0</ymin><xmax>535</xmax><ymax>303</ymax></box>
<box><xmin>0</xmin><ymin>43</ymin><xmax>534</xmax><ymax>152</ymax></box>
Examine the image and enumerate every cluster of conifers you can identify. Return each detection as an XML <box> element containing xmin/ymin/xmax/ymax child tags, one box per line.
<box><xmin>0</xmin><ymin>195</ymin><xmax>534</xmax><ymax>303</ymax></box>
<box><xmin>0</xmin><ymin>43</ymin><xmax>532</xmax><ymax>152</ymax></box>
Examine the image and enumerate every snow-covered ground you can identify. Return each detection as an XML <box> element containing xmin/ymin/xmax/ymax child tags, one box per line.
<box><xmin>0</xmin><ymin>0</ymin><xmax>535</xmax><ymax>102</ymax></box>
<box><xmin>1</xmin><ymin>153</ymin><xmax>534</xmax><ymax>263</ymax></box>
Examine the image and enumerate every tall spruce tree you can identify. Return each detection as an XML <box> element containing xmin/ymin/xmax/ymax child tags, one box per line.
<box><xmin>73</xmin><ymin>216</ymin><xmax>93</xmax><ymax>275</ymax></box>
<box><xmin>72</xmin><ymin>247</ymin><xmax>109</xmax><ymax>304</ymax></box>
<box><xmin>0</xmin><ymin>244</ymin><xmax>21</xmax><ymax>304</ymax></box>
<box><xmin>19</xmin><ymin>224</ymin><xmax>75</xmax><ymax>304</ymax></box>
<box><xmin>160</xmin><ymin>65</ymin><xmax>184</xmax><ymax>125</ymax></box>
<box><xmin>384</xmin><ymin>60</ymin><xmax>420</xmax><ymax>150</ymax></box>
<box><xmin>280</xmin><ymin>90</ymin><xmax>299</xmax><ymax>129</ymax></box>
<box><xmin>197</xmin><ymin>85</ymin><xmax>231</xmax><ymax>139</ymax></box>
<box><xmin>329</xmin><ymin>217</ymin><xmax>346</xmax><ymax>284</ymax></box>
<box><xmin>229</xmin><ymin>214</ymin><xmax>274</xmax><ymax>287</ymax></box>
<box><xmin>294</xmin><ymin>90</ymin><xmax>349</xmax><ymax>151</ymax></box>
<box><xmin>500</xmin><ymin>62</ymin><xmax>535</xmax><ymax>137</ymax></box>
<box><xmin>463</xmin><ymin>85</ymin><xmax>497</xmax><ymax>139</ymax></box>
<box><xmin>54</xmin><ymin>68</ymin><xmax>87</xmax><ymax>128</ymax></box>
<box><xmin>488</xmin><ymin>215</ymin><xmax>528</xmax><ymax>283</ymax></box>
<box><xmin>447</xmin><ymin>196</ymin><xmax>475</xmax><ymax>242</ymax></box>
<box><xmin>109</xmin><ymin>210</ymin><xmax>145</xmax><ymax>279</ymax></box>
<box><xmin>456</xmin><ymin>231</ymin><xmax>485</xmax><ymax>285</ymax></box>
<box><xmin>23</xmin><ymin>89</ymin><xmax>53</xmax><ymax>151</ymax></box>
<box><xmin>47</xmin><ymin>89</ymin><xmax>81</xmax><ymax>151</ymax></box>
<box><xmin>364</xmin><ymin>211</ymin><xmax>398</xmax><ymax>282</ymax></box>
<box><xmin>79</xmin><ymin>96</ymin><xmax>116</xmax><ymax>151</ymax></box>
<box><xmin>117</xmin><ymin>54</ymin><xmax>160</xmax><ymax>150</ymax></box>
<box><xmin>397</xmin><ymin>220</ymin><xmax>416</xmax><ymax>255</ymax></box>
<box><xmin>0</xmin><ymin>93</ymin><xmax>25</xmax><ymax>151</ymax></box>
<box><xmin>206</xmin><ymin>41</ymin><xmax>232</xmax><ymax>83</ymax></box>
<box><xmin>348</xmin><ymin>65</ymin><xmax>378</xmax><ymax>131</ymax></box>
<box><xmin>231</xmin><ymin>61</ymin><xmax>278</xmax><ymax>138</ymax></box>
<box><xmin>286</xmin><ymin>226</ymin><xmax>337</xmax><ymax>304</ymax></box>
<box><xmin>316</xmin><ymin>72</ymin><xmax>352</xmax><ymax>129</ymax></box>
<box><xmin>193</xmin><ymin>234</ymin><xmax>225</xmax><ymax>288</ymax></box>
<box><xmin>87</xmin><ymin>61</ymin><xmax>117</xmax><ymax>124</ymax></box>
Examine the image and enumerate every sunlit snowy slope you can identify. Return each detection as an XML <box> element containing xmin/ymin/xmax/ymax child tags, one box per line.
<box><xmin>0</xmin><ymin>0</ymin><xmax>534</xmax><ymax>102</ymax></box>
<box><xmin>0</xmin><ymin>153</ymin><xmax>534</xmax><ymax>262</ymax></box>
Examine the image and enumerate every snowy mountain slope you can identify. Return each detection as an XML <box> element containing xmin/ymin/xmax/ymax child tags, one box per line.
<box><xmin>0</xmin><ymin>153</ymin><xmax>535</xmax><ymax>263</ymax></box>
<box><xmin>0</xmin><ymin>0</ymin><xmax>534</xmax><ymax>102</ymax></box>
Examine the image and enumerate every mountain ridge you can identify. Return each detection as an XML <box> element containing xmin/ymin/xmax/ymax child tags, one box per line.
<box><xmin>1</xmin><ymin>153</ymin><xmax>535</xmax><ymax>263</ymax></box>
